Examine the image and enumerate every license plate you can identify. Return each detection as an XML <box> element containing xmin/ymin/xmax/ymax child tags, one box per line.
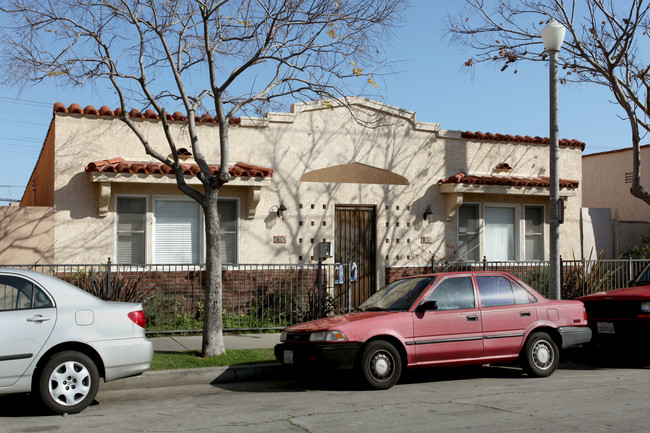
<box><xmin>597</xmin><ymin>322</ymin><xmax>615</xmax><ymax>334</ymax></box>
<box><xmin>283</xmin><ymin>350</ymin><xmax>294</xmax><ymax>364</ymax></box>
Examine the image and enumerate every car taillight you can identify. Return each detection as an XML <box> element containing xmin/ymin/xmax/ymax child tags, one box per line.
<box><xmin>128</xmin><ymin>310</ymin><xmax>146</xmax><ymax>328</ymax></box>
<box><xmin>584</xmin><ymin>308</ymin><xmax>588</xmax><ymax>321</ymax></box>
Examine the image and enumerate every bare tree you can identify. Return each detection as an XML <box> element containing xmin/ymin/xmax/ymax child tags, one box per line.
<box><xmin>448</xmin><ymin>0</ymin><xmax>650</xmax><ymax>206</ymax></box>
<box><xmin>0</xmin><ymin>0</ymin><xmax>406</xmax><ymax>357</ymax></box>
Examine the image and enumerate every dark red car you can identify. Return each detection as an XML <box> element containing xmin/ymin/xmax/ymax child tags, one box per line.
<box><xmin>577</xmin><ymin>263</ymin><xmax>650</xmax><ymax>347</ymax></box>
<box><xmin>275</xmin><ymin>271</ymin><xmax>591</xmax><ymax>389</ymax></box>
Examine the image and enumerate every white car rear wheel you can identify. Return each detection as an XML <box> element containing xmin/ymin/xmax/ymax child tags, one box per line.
<box><xmin>38</xmin><ymin>351</ymin><xmax>99</xmax><ymax>414</ymax></box>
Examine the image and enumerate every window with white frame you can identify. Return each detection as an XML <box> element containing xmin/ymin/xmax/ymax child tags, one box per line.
<box><xmin>116</xmin><ymin>197</ymin><xmax>146</xmax><ymax>264</ymax></box>
<box><xmin>218</xmin><ymin>200</ymin><xmax>238</xmax><ymax>264</ymax></box>
<box><xmin>484</xmin><ymin>206</ymin><xmax>516</xmax><ymax>261</ymax></box>
<box><xmin>154</xmin><ymin>198</ymin><xmax>202</xmax><ymax>264</ymax></box>
<box><xmin>458</xmin><ymin>203</ymin><xmax>542</xmax><ymax>263</ymax></box>
<box><xmin>524</xmin><ymin>205</ymin><xmax>545</xmax><ymax>261</ymax></box>
<box><xmin>117</xmin><ymin>196</ymin><xmax>239</xmax><ymax>265</ymax></box>
<box><xmin>153</xmin><ymin>198</ymin><xmax>238</xmax><ymax>265</ymax></box>
<box><xmin>458</xmin><ymin>204</ymin><xmax>480</xmax><ymax>262</ymax></box>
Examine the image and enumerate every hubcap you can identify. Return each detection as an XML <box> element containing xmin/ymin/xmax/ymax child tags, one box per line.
<box><xmin>49</xmin><ymin>361</ymin><xmax>92</xmax><ymax>406</ymax></box>
<box><xmin>532</xmin><ymin>341</ymin><xmax>553</xmax><ymax>370</ymax></box>
<box><xmin>370</xmin><ymin>352</ymin><xmax>393</xmax><ymax>379</ymax></box>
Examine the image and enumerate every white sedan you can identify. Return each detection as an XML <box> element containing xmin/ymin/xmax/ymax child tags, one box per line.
<box><xmin>0</xmin><ymin>268</ymin><xmax>153</xmax><ymax>414</ymax></box>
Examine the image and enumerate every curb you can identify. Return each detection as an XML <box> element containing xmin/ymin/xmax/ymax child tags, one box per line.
<box><xmin>101</xmin><ymin>363</ymin><xmax>284</xmax><ymax>391</ymax></box>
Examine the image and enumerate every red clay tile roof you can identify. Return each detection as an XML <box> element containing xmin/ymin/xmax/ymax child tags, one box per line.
<box><xmin>438</xmin><ymin>172</ymin><xmax>579</xmax><ymax>189</ymax></box>
<box><xmin>54</xmin><ymin>102</ymin><xmax>241</xmax><ymax>125</ymax></box>
<box><xmin>86</xmin><ymin>158</ymin><xmax>273</xmax><ymax>178</ymax></box>
<box><xmin>461</xmin><ymin>131</ymin><xmax>585</xmax><ymax>150</ymax></box>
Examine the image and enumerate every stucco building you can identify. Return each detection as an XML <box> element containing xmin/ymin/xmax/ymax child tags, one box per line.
<box><xmin>582</xmin><ymin>144</ymin><xmax>650</xmax><ymax>256</ymax></box>
<box><xmin>3</xmin><ymin>97</ymin><xmax>585</xmax><ymax>301</ymax></box>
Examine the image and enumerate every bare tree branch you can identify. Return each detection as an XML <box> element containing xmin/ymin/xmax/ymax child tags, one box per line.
<box><xmin>449</xmin><ymin>0</ymin><xmax>650</xmax><ymax>206</ymax></box>
<box><xmin>0</xmin><ymin>0</ymin><xmax>407</xmax><ymax>357</ymax></box>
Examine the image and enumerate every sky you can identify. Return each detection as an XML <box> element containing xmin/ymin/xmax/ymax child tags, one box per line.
<box><xmin>0</xmin><ymin>1</ymin><xmax>633</xmax><ymax>204</ymax></box>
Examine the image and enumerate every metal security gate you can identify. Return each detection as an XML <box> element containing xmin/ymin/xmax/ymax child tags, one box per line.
<box><xmin>335</xmin><ymin>205</ymin><xmax>376</xmax><ymax>308</ymax></box>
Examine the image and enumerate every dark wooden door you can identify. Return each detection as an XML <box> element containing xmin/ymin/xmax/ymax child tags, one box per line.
<box><xmin>335</xmin><ymin>205</ymin><xmax>376</xmax><ymax>308</ymax></box>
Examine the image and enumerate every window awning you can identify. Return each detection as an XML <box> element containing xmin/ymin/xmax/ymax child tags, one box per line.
<box><xmin>85</xmin><ymin>158</ymin><xmax>273</xmax><ymax>219</ymax></box>
<box><xmin>437</xmin><ymin>172</ymin><xmax>579</xmax><ymax>221</ymax></box>
<box><xmin>300</xmin><ymin>162</ymin><xmax>409</xmax><ymax>185</ymax></box>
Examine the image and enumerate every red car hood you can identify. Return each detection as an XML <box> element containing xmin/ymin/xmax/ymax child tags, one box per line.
<box><xmin>285</xmin><ymin>311</ymin><xmax>395</xmax><ymax>332</ymax></box>
<box><xmin>577</xmin><ymin>284</ymin><xmax>650</xmax><ymax>301</ymax></box>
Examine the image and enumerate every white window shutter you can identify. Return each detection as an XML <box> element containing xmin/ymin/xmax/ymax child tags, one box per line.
<box><xmin>154</xmin><ymin>200</ymin><xmax>200</xmax><ymax>264</ymax></box>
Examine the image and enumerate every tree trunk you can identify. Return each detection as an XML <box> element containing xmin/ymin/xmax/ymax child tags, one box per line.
<box><xmin>201</xmin><ymin>185</ymin><xmax>226</xmax><ymax>357</ymax></box>
<box><xmin>630</xmin><ymin>133</ymin><xmax>650</xmax><ymax>206</ymax></box>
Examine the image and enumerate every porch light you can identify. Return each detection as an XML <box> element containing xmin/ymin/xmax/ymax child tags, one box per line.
<box><xmin>277</xmin><ymin>200</ymin><xmax>288</xmax><ymax>219</ymax></box>
<box><xmin>423</xmin><ymin>204</ymin><xmax>433</xmax><ymax>222</ymax></box>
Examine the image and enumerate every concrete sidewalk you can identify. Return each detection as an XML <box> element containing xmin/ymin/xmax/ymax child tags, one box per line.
<box><xmin>101</xmin><ymin>334</ymin><xmax>284</xmax><ymax>391</ymax></box>
<box><xmin>151</xmin><ymin>333</ymin><xmax>281</xmax><ymax>352</ymax></box>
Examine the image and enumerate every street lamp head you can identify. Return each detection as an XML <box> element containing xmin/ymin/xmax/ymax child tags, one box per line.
<box><xmin>541</xmin><ymin>18</ymin><xmax>566</xmax><ymax>52</ymax></box>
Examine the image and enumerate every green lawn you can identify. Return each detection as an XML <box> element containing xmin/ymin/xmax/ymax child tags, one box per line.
<box><xmin>151</xmin><ymin>348</ymin><xmax>277</xmax><ymax>371</ymax></box>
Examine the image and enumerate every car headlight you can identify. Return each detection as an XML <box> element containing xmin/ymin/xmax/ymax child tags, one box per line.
<box><xmin>641</xmin><ymin>302</ymin><xmax>650</xmax><ymax>313</ymax></box>
<box><xmin>309</xmin><ymin>330</ymin><xmax>348</xmax><ymax>342</ymax></box>
<box><xmin>280</xmin><ymin>331</ymin><xmax>287</xmax><ymax>341</ymax></box>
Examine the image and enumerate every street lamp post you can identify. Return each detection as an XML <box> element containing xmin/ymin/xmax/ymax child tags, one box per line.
<box><xmin>541</xmin><ymin>19</ymin><xmax>565</xmax><ymax>300</ymax></box>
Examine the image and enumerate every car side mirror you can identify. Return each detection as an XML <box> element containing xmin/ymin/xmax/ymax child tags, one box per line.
<box><xmin>415</xmin><ymin>300</ymin><xmax>438</xmax><ymax>312</ymax></box>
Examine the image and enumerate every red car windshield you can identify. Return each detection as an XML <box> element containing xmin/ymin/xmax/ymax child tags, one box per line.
<box><xmin>358</xmin><ymin>276</ymin><xmax>436</xmax><ymax>311</ymax></box>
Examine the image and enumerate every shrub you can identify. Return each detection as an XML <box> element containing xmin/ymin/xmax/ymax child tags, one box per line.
<box><xmin>562</xmin><ymin>251</ymin><xmax>622</xmax><ymax>299</ymax></box>
<box><xmin>61</xmin><ymin>268</ymin><xmax>155</xmax><ymax>303</ymax></box>
<box><xmin>623</xmin><ymin>236</ymin><xmax>650</xmax><ymax>259</ymax></box>
<box><xmin>145</xmin><ymin>294</ymin><xmax>202</xmax><ymax>332</ymax></box>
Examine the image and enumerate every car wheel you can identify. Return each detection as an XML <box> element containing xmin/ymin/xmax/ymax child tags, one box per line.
<box><xmin>360</xmin><ymin>340</ymin><xmax>402</xmax><ymax>390</ymax></box>
<box><xmin>520</xmin><ymin>332</ymin><xmax>559</xmax><ymax>377</ymax></box>
<box><xmin>38</xmin><ymin>351</ymin><xmax>100</xmax><ymax>414</ymax></box>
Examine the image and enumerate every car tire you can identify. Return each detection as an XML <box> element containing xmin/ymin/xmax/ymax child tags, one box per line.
<box><xmin>359</xmin><ymin>340</ymin><xmax>402</xmax><ymax>390</ymax></box>
<box><xmin>38</xmin><ymin>351</ymin><xmax>100</xmax><ymax>414</ymax></box>
<box><xmin>520</xmin><ymin>332</ymin><xmax>559</xmax><ymax>377</ymax></box>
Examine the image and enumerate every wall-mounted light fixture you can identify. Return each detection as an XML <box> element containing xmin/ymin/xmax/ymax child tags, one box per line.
<box><xmin>423</xmin><ymin>204</ymin><xmax>433</xmax><ymax>221</ymax></box>
<box><xmin>277</xmin><ymin>200</ymin><xmax>288</xmax><ymax>219</ymax></box>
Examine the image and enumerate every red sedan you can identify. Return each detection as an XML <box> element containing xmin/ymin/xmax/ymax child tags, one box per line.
<box><xmin>275</xmin><ymin>271</ymin><xmax>591</xmax><ymax>389</ymax></box>
<box><xmin>577</xmin><ymin>263</ymin><xmax>650</xmax><ymax>348</ymax></box>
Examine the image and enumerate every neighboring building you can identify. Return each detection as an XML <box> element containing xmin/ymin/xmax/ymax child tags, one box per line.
<box><xmin>582</xmin><ymin>145</ymin><xmax>650</xmax><ymax>256</ymax></box>
<box><xmin>4</xmin><ymin>97</ymin><xmax>585</xmax><ymax>304</ymax></box>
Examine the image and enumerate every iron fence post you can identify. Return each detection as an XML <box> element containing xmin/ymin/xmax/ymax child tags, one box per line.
<box><xmin>106</xmin><ymin>257</ymin><xmax>112</xmax><ymax>299</ymax></box>
<box><xmin>629</xmin><ymin>255</ymin><xmax>633</xmax><ymax>282</ymax></box>
<box><xmin>482</xmin><ymin>256</ymin><xmax>487</xmax><ymax>271</ymax></box>
<box><xmin>559</xmin><ymin>256</ymin><xmax>563</xmax><ymax>299</ymax></box>
<box><xmin>317</xmin><ymin>258</ymin><xmax>323</xmax><ymax>316</ymax></box>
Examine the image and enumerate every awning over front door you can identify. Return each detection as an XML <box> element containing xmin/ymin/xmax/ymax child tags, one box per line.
<box><xmin>300</xmin><ymin>162</ymin><xmax>409</xmax><ymax>185</ymax></box>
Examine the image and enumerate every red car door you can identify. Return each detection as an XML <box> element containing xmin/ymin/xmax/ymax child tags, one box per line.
<box><xmin>412</xmin><ymin>276</ymin><xmax>483</xmax><ymax>364</ymax></box>
<box><xmin>475</xmin><ymin>275</ymin><xmax>537</xmax><ymax>358</ymax></box>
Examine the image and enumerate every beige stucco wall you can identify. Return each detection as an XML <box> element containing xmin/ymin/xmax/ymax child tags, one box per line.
<box><xmin>48</xmin><ymin>98</ymin><xmax>583</xmax><ymax>283</ymax></box>
<box><xmin>0</xmin><ymin>206</ymin><xmax>55</xmax><ymax>265</ymax></box>
<box><xmin>583</xmin><ymin>146</ymin><xmax>649</xmax><ymax>222</ymax></box>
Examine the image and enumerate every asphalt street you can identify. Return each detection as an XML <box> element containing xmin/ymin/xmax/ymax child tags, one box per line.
<box><xmin>2</xmin><ymin>355</ymin><xmax>649</xmax><ymax>433</ymax></box>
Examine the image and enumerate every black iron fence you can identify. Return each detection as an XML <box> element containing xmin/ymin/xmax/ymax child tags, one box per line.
<box><xmin>3</xmin><ymin>257</ymin><xmax>648</xmax><ymax>334</ymax></box>
<box><xmin>427</xmin><ymin>257</ymin><xmax>649</xmax><ymax>299</ymax></box>
<box><xmin>3</xmin><ymin>261</ymin><xmax>345</xmax><ymax>335</ymax></box>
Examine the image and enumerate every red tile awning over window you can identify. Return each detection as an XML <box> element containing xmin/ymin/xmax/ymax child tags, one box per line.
<box><xmin>86</xmin><ymin>158</ymin><xmax>273</xmax><ymax>178</ymax></box>
<box><xmin>438</xmin><ymin>172</ymin><xmax>579</xmax><ymax>189</ymax></box>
